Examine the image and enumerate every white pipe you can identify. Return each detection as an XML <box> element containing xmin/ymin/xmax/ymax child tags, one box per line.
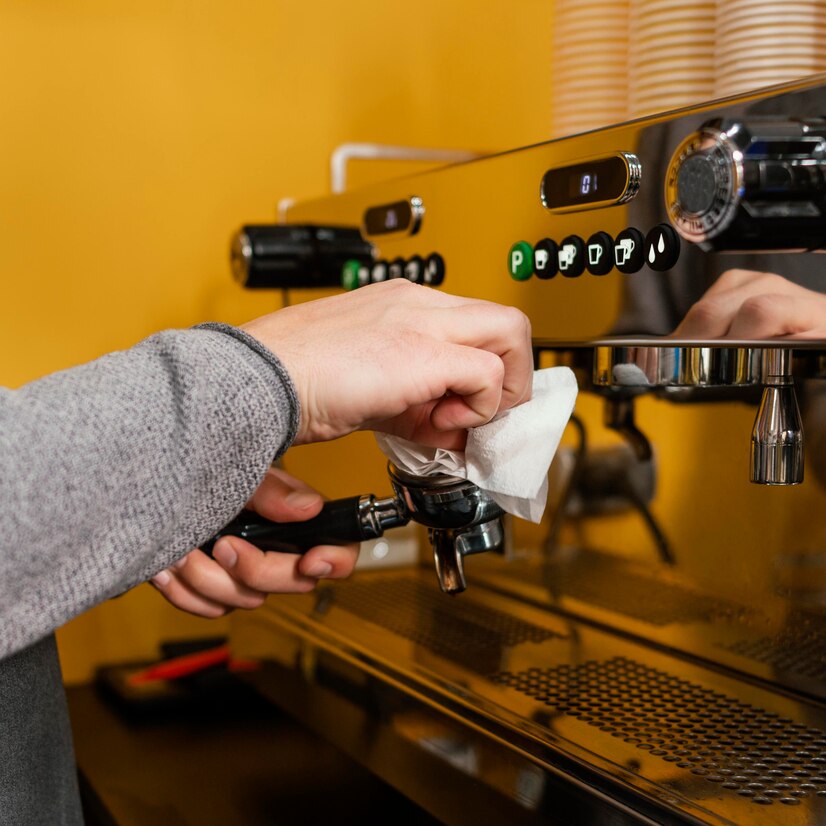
<box><xmin>330</xmin><ymin>143</ymin><xmax>479</xmax><ymax>194</ymax></box>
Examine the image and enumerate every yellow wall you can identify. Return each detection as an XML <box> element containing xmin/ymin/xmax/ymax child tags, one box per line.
<box><xmin>0</xmin><ymin>1</ymin><xmax>556</xmax><ymax>682</ymax></box>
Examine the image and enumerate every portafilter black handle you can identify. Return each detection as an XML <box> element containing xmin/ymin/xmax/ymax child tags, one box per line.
<box><xmin>200</xmin><ymin>494</ymin><xmax>408</xmax><ymax>556</ymax></box>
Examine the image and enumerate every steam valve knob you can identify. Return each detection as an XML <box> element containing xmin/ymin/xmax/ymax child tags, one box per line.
<box><xmin>231</xmin><ymin>225</ymin><xmax>373</xmax><ymax>289</ymax></box>
<box><xmin>666</xmin><ymin>117</ymin><xmax>826</xmax><ymax>251</ymax></box>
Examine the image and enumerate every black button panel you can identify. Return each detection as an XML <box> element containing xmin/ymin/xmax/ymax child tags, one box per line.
<box><xmin>507</xmin><ymin>223</ymin><xmax>681</xmax><ymax>281</ymax></box>
<box><xmin>343</xmin><ymin>253</ymin><xmax>446</xmax><ymax>290</ymax></box>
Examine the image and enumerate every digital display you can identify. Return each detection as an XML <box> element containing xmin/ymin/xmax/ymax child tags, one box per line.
<box><xmin>541</xmin><ymin>155</ymin><xmax>633</xmax><ymax>212</ymax></box>
<box><xmin>363</xmin><ymin>198</ymin><xmax>423</xmax><ymax>236</ymax></box>
<box><xmin>572</xmin><ymin>172</ymin><xmax>598</xmax><ymax>198</ymax></box>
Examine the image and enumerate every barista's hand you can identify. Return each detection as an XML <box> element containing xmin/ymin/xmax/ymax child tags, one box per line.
<box><xmin>150</xmin><ymin>468</ymin><xmax>357</xmax><ymax>618</ymax></box>
<box><xmin>674</xmin><ymin>269</ymin><xmax>826</xmax><ymax>339</ymax></box>
<box><xmin>241</xmin><ymin>279</ymin><xmax>533</xmax><ymax>450</ymax></box>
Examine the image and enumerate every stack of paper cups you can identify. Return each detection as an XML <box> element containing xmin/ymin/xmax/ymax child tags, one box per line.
<box><xmin>628</xmin><ymin>0</ymin><xmax>716</xmax><ymax>118</ymax></box>
<box><xmin>551</xmin><ymin>0</ymin><xmax>630</xmax><ymax>138</ymax></box>
<box><xmin>716</xmin><ymin>0</ymin><xmax>826</xmax><ymax>97</ymax></box>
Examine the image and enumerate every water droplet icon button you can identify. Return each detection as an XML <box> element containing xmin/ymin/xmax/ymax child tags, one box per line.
<box><xmin>644</xmin><ymin>224</ymin><xmax>681</xmax><ymax>272</ymax></box>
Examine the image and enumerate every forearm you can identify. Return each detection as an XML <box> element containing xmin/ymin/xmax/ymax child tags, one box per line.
<box><xmin>0</xmin><ymin>325</ymin><xmax>298</xmax><ymax>657</ymax></box>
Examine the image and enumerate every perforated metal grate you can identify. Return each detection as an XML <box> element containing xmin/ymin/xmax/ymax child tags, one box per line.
<box><xmin>502</xmin><ymin>552</ymin><xmax>747</xmax><ymax>627</ymax></box>
<box><xmin>493</xmin><ymin>656</ymin><xmax>826</xmax><ymax>807</ymax></box>
<box><xmin>324</xmin><ymin>578</ymin><xmax>563</xmax><ymax>674</ymax></box>
<box><xmin>723</xmin><ymin>621</ymin><xmax>826</xmax><ymax>680</ymax></box>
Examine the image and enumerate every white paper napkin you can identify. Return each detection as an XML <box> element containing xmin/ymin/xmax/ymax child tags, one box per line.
<box><xmin>375</xmin><ymin>367</ymin><xmax>578</xmax><ymax>523</ymax></box>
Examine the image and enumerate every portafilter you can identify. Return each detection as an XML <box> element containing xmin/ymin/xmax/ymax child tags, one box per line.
<box><xmin>201</xmin><ymin>464</ymin><xmax>505</xmax><ymax>594</ymax></box>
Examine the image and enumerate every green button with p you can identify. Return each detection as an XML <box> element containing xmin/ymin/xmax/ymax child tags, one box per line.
<box><xmin>508</xmin><ymin>241</ymin><xmax>534</xmax><ymax>281</ymax></box>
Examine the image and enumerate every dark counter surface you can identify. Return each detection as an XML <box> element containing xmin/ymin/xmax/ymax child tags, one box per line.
<box><xmin>67</xmin><ymin>676</ymin><xmax>438</xmax><ymax>825</ymax></box>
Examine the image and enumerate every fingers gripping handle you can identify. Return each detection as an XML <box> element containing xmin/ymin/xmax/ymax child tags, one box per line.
<box><xmin>201</xmin><ymin>494</ymin><xmax>408</xmax><ymax>556</ymax></box>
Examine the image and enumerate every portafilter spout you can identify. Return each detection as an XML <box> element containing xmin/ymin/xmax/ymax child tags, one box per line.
<box><xmin>201</xmin><ymin>463</ymin><xmax>505</xmax><ymax>594</ymax></box>
<box><xmin>388</xmin><ymin>464</ymin><xmax>506</xmax><ymax>593</ymax></box>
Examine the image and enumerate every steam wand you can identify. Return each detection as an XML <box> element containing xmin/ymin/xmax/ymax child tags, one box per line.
<box><xmin>604</xmin><ymin>397</ymin><xmax>674</xmax><ymax>565</ymax></box>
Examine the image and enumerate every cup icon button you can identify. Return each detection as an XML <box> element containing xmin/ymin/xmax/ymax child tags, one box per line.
<box><xmin>613</xmin><ymin>228</ymin><xmax>645</xmax><ymax>274</ymax></box>
<box><xmin>586</xmin><ymin>231</ymin><xmax>614</xmax><ymax>276</ymax></box>
<box><xmin>388</xmin><ymin>258</ymin><xmax>406</xmax><ymax>279</ymax></box>
<box><xmin>423</xmin><ymin>253</ymin><xmax>445</xmax><ymax>286</ymax></box>
<box><xmin>557</xmin><ymin>235</ymin><xmax>586</xmax><ymax>278</ymax></box>
<box><xmin>404</xmin><ymin>255</ymin><xmax>424</xmax><ymax>283</ymax></box>
<box><xmin>533</xmin><ymin>238</ymin><xmax>558</xmax><ymax>279</ymax></box>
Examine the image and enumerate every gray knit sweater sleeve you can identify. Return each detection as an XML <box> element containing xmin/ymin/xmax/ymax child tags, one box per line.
<box><xmin>0</xmin><ymin>323</ymin><xmax>299</xmax><ymax>659</ymax></box>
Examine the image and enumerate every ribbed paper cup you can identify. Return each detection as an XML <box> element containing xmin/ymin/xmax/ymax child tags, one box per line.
<box><xmin>715</xmin><ymin>0</ymin><xmax>826</xmax><ymax>96</ymax></box>
<box><xmin>628</xmin><ymin>0</ymin><xmax>715</xmax><ymax>116</ymax></box>
<box><xmin>551</xmin><ymin>0</ymin><xmax>630</xmax><ymax>137</ymax></box>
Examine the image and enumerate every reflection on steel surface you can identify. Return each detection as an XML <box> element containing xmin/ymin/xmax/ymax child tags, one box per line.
<box><xmin>321</xmin><ymin>578</ymin><xmax>563</xmax><ymax>675</ymax></box>
<box><xmin>490</xmin><ymin>550</ymin><xmax>749</xmax><ymax>627</ymax></box>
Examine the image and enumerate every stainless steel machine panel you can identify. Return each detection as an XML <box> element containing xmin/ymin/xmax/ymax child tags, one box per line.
<box><xmin>230</xmin><ymin>75</ymin><xmax>826</xmax><ymax>824</ymax></box>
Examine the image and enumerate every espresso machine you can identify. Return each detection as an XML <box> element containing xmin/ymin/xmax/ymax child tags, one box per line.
<box><xmin>223</xmin><ymin>75</ymin><xmax>826</xmax><ymax>824</ymax></box>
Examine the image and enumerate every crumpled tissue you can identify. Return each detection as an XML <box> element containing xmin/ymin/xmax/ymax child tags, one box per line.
<box><xmin>375</xmin><ymin>367</ymin><xmax>578</xmax><ymax>523</ymax></box>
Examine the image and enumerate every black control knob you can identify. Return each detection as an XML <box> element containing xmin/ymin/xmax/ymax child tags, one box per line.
<box><xmin>666</xmin><ymin>118</ymin><xmax>826</xmax><ymax>251</ymax></box>
<box><xmin>231</xmin><ymin>225</ymin><xmax>374</xmax><ymax>289</ymax></box>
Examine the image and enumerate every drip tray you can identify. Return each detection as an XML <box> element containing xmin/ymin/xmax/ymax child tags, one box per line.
<box><xmin>468</xmin><ymin>552</ymin><xmax>826</xmax><ymax>703</ymax></box>
<box><xmin>234</xmin><ymin>569</ymin><xmax>826</xmax><ymax>825</ymax></box>
<box><xmin>494</xmin><ymin>657</ymin><xmax>826</xmax><ymax>808</ymax></box>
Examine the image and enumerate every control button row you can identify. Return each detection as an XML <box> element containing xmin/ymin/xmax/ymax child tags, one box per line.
<box><xmin>508</xmin><ymin>223</ymin><xmax>680</xmax><ymax>280</ymax></box>
<box><xmin>342</xmin><ymin>253</ymin><xmax>445</xmax><ymax>290</ymax></box>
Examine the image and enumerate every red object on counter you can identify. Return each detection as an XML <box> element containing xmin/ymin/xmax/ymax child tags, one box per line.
<box><xmin>127</xmin><ymin>645</ymin><xmax>258</xmax><ymax>685</ymax></box>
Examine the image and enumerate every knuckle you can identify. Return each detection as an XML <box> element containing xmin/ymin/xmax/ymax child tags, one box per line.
<box><xmin>383</xmin><ymin>278</ymin><xmax>415</xmax><ymax>295</ymax></box>
<box><xmin>503</xmin><ymin>305</ymin><xmax>531</xmax><ymax>338</ymax></box>
<box><xmin>684</xmin><ymin>296</ymin><xmax>725</xmax><ymax>327</ymax></box>
<box><xmin>234</xmin><ymin>561</ymin><xmax>268</xmax><ymax>592</ymax></box>
<box><xmin>739</xmin><ymin>294</ymin><xmax>776</xmax><ymax>324</ymax></box>
<box><xmin>717</xmin><ymin>268</ymin><xmax>746</xmax><ymax>286</ymax></box>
